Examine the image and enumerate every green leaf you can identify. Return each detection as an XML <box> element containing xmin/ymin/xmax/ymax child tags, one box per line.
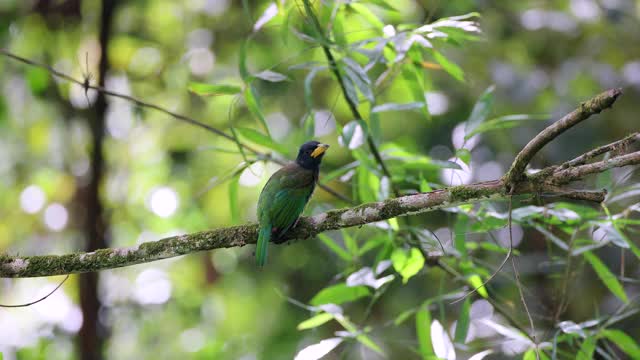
<box><xmin>235</xmin><ymin>127</ymin><xmax>286</xmax><ymax>154</ymax></box>
<box><xmin>371</xmin><ymin>102</ymin><xmax>425</xmax><ymax>113</ymax></box>
<box><xmin>297</xmin><ymin>312</ymin><xmax>334</xmax><ymax>330</ymax></box>
<box><xmin>401</xmin><ymin>62</ymin><xmax>430</xmax><ymax>121</ymax></box>
<box><xmin>349</xmin><ymin>3</ymin><xmax>384</xmax><ymax>29</ymax></box>
<box><xmin>243</xmin><ymin>86</ymin><xmax>271</xmax><ymax>136</ymax></box>
<box><xmin>229</xmin><ymin>177</ymin><xmax>239</xmax><ymax>223</ymax></box>
<box><xmin>432</xmin><ymin>50</ymin><xmax>464</xmax><ymax>82</ymax></box>
<box><xmin>583</xmin><ymin>251</ymin><xmax>628</xmax><ymax>303</ymax></box>
<box><xmin>357</xmin><ymin>166</ymin><xmax>379</xmax><ymax>203</ymax></box>
<box><xmin>576</xmin><ymin>336</ymin><xmax>596</xmax><ymax>360</ymax></box>
<box><xmin>310</xmin><ymin>284</ymin><xmax>371</xmax><ymax>305</ymax></box>
<box><xmin>602</xmin><ymin>329</ymin><xmax>640</xmax><ymax>358</ymax></box>
<box><xmin>318</xmin><ymin>233</ymin><xmax>352</xmax><ymax>261</ymax></box>
<box><xmin>355</xmin><ymin>333</ymin><xmax>384</xmax><ymax>355</ymax></box>
<box><xmin>523</xmin><ymin>349</ymin><xmax>536</xmax><ymax>360</ymax></box>
<box><xmin>26</xmin><ymin>67</ymin><xmax>50</xmax><ymax>94</ymax></box>
<box><xmin>416</xmin><ymin>306</ymin><xmax>435</xmax><ymax>358</ymax></box>
<box><xmin>465</xmin><ymin>114</ymin><xmax>549</xmax><ymax>139</ymax></box>
<box><xmin>188</xmin><ymin>82</ymin><xmax>242</xmax><ymax>96</ymax></box>
<box><xmin>468</xmin><ymin>274</ymin><xmax>488</xmax><ymax>298</ymax></box>
<box><xmin>304</xmin><ymin>66</ymin><xmax>325</xmax><ymax>108</ymax></box>
<box><xmin>341</xmin><ymin>229</ymin><xmax>359</xmax><ymax>255</ymax></box>
<box><xmin>391</xmin><ymin>248</ymin><xmax>425</xmax><ymax>283</ymax></box>
<box><xmin>465</xmin><ymin>85</ymin><xmax>495</xmax><ymax>138</ymax></box>
<box><xmin>455</xmin><ymin>148</ymin><xmax>471</xmax><ymax>165</ymax></box>
<box><xmin>454</xmin><ymin>298</ymin><xmax>471</xmax><ymax>344</ymax></box>
<box><xmin>342</xmin><ymin>58</ymin><xmax>374</xmax><ymax>103</ymax></box>
<box><xmin>454</xmin><ymin>215</ymin><xmax>469</xmax><ymax>259</ymax></box>
<box><xmin>239</xmin><ymin>40</ymin><xmax>250</xmax><ymax>81</ymax></box>
<box><xmin>394</xmin><ymin>309</ymin><xmax>416</xmax><ymax>326</ymax></box>
<box><xmin>363</xmin><ymin>0</ymin><xmax>397</xmax><ymax>11</ymax></box>
<box><xmin>254</xmin><ymin>70</ymin><xmax>289</xmax><ymax>82</ymax></box>
<box><xmin>333</xmin><ymin>315</ymin><xmax>384</xmax><ymax>355</ymax></box>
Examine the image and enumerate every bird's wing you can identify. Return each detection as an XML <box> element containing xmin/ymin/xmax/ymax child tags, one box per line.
<box><xmin>262</xmin><ymin>164</ymin><xmax>316</xmax><ymax>235</ymax></box>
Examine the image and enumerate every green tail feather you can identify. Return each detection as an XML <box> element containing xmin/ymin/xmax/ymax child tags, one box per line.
<box><xmin>256</xmin><ymin>222</ymin><xmax>272</xmax><ymax>266</ymax></box>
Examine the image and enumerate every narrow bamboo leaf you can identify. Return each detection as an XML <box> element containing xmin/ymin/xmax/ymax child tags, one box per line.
<box><xmin>310</xmin><ymin>284</ymin><xmax>371</xmax><ymax>305</ymax></box>
<box><xmin>454</xmin><ymin>298</ymin><xmax>471</xmax><ymax>344</ymax></box>
<box><xmin>342</xmin><ymin>229</ymin><xmax>359</xmax><ymax>255</ymax></box>
<box><xmin>304</xmin><ymin>66</ymin><xmax>325</xmax><ymax>108</ymax></box>
<box><xmin>349</xmin><ymin>3</ymin><xmax>384</xmax><ymax>29</ymax></box>
<box><xmin>342</xmin><ymin>70</ymin><xmax>361</xmax><ymax>106</ymax></box>
<box><xmin>294</xmin><ymin>337</ymin><xmax>343</xmax><ymax>360</ymax></box>
<box><xmin>432</xmin><ymin>50</ymin><xmax>464</xmax><ymax>82</ymax></box>
<box><xmin>394</xmin><ymin>309</ymin><xmax>416</xmax><ymax>326</ymax></box>
<box><xmin>239</xmin><ymin>40</ymin><xmax>250</xmax><ymax>81</ymax></box>
<box><xmin>431</xmin><ymin>320</ymin><xmax>456</xmax><ymax>360</ymax></box>
<box><xmin>468</xmin><ymin>350</ymin><xmax>493</xmax><ymax>360</ymax></box>
<box><xmin>332</xmin><ymin>6</ymin><xmax>347</xmax><ymax>48</ymax></box>
<box><xmin>343</xmin><ymin>61</ymin><xmax>374</xmax><ymax>103</ymax></box>
<box><xmin>254</xmin><ymin>70</ymin><xmax>289</xmax><ymax>82</ymax></box>
<box><xmin>281</xmin><ymin>4</ymin><xmax>291</xmax><ymax>44</ymax></box>
<box><xmin>297</xmin><ymin>312</ymin><xmax>334</xmax><ymax>330</ymax></box>
<box><xmin>253</xmin><ymin>2</ymin><xmax>278</xmax><ymax>32</ymax></box>
<box><xmin>318</xmin><ymin>233</ymin><xmax>352</xmax><ymax>261</ymax></box>
<box><xmin>363</xmin><ymin>0</ymin><xmax>397</xmax><ymax>11</ymax></box>
<box><xmin>370</xmin><ymin>112</ymin><xmax>382</xmax><ymax>144</ymax></box>
<box><xmin>576</xmin><ymin>337</ymin><xmax>596</xmax><ymax>360</ymax></box>
<box><xmin>235</xmin><ymin>127</ymin><xmax>285</xmax><ymax>154</ymax></box>
<box><xmin>416</xmin><ymin>306</ymin><xmax>435</xmax><ymax>358</ymax></box>
<box><xmin>468</xmin><ymin>274</ymin><xmax>488</xmax><ymax>298</ymax></box>
<box><xmin>454</xmin><ymin>215</ymin><xmax>469</xmax><ymax>259</ymax></box>
<box><xmin>583</xmin><ymin>251</ymin><xmax>628</xmax><ymax>303</ymax></box>
<box><xmin>372</xmin><ymin>102</ymin><xmax>425</xmax><ymax>113</ymax></box>
<box><xmin>465</xmin><ymin>113</ymin><xmax>549</xmax><ymax>138</ymax></box>
<box><xmin>602</xmin><ymin>329</ymin><xmax>640</xmax><ymax>358</ymax></box>
<box><xmin>401</xmin><ymin>62</ymin><xmax>430</xmax><ymax>121</ymax></box>
<box><xmin>229</xmin><ymin>177</ymin><xmax>239</xmax><ymax>223</ymax></box>
<box><xmin>465</xmin><ymin>85</ymin><xmax>495</xmax><ymax>137</ymax></box>
<box><xmin>355</xmin><ymin>333</ymin><xmax>384</xmax><ymax>355</ymax></box>
<box><xmin>243</xmin><ymin>86</ymin><xmax>271</xmax><ymax>136</ymax></box>
<box><xmin>188</xmin><ymin>82</ymin><xmax>242</xmax><ymax>96</ymax></box>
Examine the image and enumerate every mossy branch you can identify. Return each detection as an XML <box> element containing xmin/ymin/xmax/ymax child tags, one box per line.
<box><xmin>0</xmin><ymin>90</ymin><xmax>635</xmax><ymax>278</ymax></box>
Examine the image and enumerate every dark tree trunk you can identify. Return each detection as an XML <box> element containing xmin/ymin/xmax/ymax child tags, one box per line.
<box><xmin>78</xmin><ymin>1</ymin><xmax>117</xmax><ymax>359</ymax></box>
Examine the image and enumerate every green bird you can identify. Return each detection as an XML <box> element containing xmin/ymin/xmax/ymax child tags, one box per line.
<box><xmin>255</xmin><ymin>141</ymin><xmax>329</xmax><ymax>266</ymax></box>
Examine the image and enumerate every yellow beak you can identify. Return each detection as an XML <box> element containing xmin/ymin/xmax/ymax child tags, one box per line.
<box><xmin>310</xmin><ymin>143</ymin><xmax>329</xmax><ymax>158</ymax></box>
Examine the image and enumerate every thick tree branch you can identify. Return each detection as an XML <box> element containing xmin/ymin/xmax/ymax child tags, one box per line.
<box><xmin>0</xmin><ymin>49</ymin><xmax>351</xmax><ymax>203</ymax></box>
<box><xmin>2</xmin><ymin>150</ymin><xmax>639</xmax><ymax>279</ymax></box>
<box><xmin>504</xmin><ymin>88</ymin><xmax>623</xmax><ymax>187</ymax></box>
<box><xmin>0</xmin><ymin>82</ymin><xmax>634</xmax><ymax>278</ymax></box>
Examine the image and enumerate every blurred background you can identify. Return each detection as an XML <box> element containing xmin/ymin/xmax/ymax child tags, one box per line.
<box><xmin>0</xmin><ymin>0</ymin><xmax>639</xmax><ymax>359</ymax></box>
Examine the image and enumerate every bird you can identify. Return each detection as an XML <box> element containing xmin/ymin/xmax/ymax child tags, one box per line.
<box><xmin>255</xmin><ymin>141</ymin><xmax>329</xmax><ymax>266</ymax></box>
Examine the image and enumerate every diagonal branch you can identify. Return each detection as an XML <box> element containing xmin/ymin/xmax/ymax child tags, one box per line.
<box><xmin>0</xmin><ymin>48</ymin><xmax>351</xmax><ymax>203</ymax></box>
<box><xmin>301</xmin><ymin>0</ymin><xmax>401</xmax><ymax>197</ymax></box>
<box><xmin>504</xmin><ymin>88</ymin><xmax>623</xmax><ymax>187</ymax></box>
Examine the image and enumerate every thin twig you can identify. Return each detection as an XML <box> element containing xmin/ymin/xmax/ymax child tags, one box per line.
<box><xmin>505</xmin><ymin>88</ymin><xmax>623</xmax><ymax>187</ymax></box>
<box><xmin>561</xmin><ymin>132</ymin><xmax>640</xmax><ymax>169</ymax></box>
<box><xmin>450</xmin><ymin>189</ymin><xmax>515</xmax><ymax>304</ymax></box>
<box><xmin>0</xmin><ymin>48</ymin><xmax>352</xmax><ymax>203</ymax></box>
<box><xmin>508</xmin><ymin>194</ymin><xmax>539</xmax><ymax>359</ymax></box>
<box><xmin>301</xmin><ymin>0</ymin><xmax>401</xmax><ymax>198</ymax></box>
<box><xmin>0</xmin><ymin>275</ymin><xmax>69</xmax><ymax>308</ymax></box>
<box><xmin>552</xmin><ymin>151</ymin><xmax>640</xmax><ymax>184</ymax></box>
